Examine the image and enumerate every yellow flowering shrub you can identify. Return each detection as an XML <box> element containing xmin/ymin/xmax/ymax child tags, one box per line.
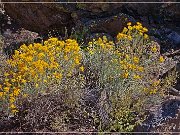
<box><xmin>115</xmin><ymin>22</ymin><xmax>167</xmax><ymax>95</ymax></box>
<box><xmin>0</xmin><ymin>22</ymin><xmax>176</xmax><ymax>132</ymax></box>
<box><xmin>84</xmin><ymin>22</ymin><xmax>175</xmax><ymax>132</ymax></box>
<box><xmin>0</xmin><ymin>38</ymin><xmax>82</xmax><ymax>115</ymax></box>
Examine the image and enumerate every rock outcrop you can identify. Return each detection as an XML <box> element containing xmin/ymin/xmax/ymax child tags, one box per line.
<box><xmin>3</xmin><ymin>0</ymin><xmax>179</xmax><ymax>35</ymax></box>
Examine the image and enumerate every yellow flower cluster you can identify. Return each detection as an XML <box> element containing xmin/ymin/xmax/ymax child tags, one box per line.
<box><xmin>159</xmin><ymin>56</ymin><xmax>165</xmax><ymax>63</ymax></box>
<box><xmin>114</xmin><ymin>23</ymin><xmax>147</xmax><ymax>79</ymax></box>
<box><xmin>144</xmin><ymin>79</ymin><xmax>161</xmax><ymax>94</ymax></box>
<box><xmin>1</xmin><ymin>37</ymin><xmax>82</xmax><ymax>114</ymax></box>
<box><xmin>117</xmin><ymin>52</ymin><xmax>144</xmax><ymax>79</ymax></box>
<box><xmin>87</xmin><ymin>36</ymin><xmax>115</xmax><ymax>54</ymax></box>
<box><xmin>117</xmin><ymin>22</ymin><xmax>149</xmax><ymax>41</ymax></box>
<box><xmin>0</xmin><ymin>72</ymin><xmax>22</xmax><ymax>114</ymax></box>
<box><xmin>115</xmin><ymin>22</ymin><xmax>164</xmax><ymax>94</ymax></box>
<box><xmin>151</xmin><ymin>45</ymin><xmax>158</xmax><ymax>53</ymax></box>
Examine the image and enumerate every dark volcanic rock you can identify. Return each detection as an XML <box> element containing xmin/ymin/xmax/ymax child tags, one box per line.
<box><xmin>3</xmin><ymin>0</ymin><xmax>179</xmax><ymax>36</ymax></box>
<box><xmin>3</xmin><ymin>1</ymin><xmax>75</xmax><ymax>34</ymax></box>
<box><xmin>167</xmin><ymin>31</ymin><xmax>180</xmax><ymax>46</ymax></box>
<box><xmin>135</xmin><ymin>99</ymin><xmax>180</xmax><ymax>132</ymax></box>
<box><xmin>83</xmin><ymin>13</ymin><xmax>136</xmax><ymax>37</ymax></box>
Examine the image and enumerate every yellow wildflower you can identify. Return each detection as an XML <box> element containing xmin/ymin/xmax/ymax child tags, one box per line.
<box><xmin>137</xmin><ymin>66</ymin><xmax>144</xmax><ymax>72</ymax></box>
<box><xmin>38</xmin><ymin>52</ymin><xmax>45</xmax><ymax>59</ymax></box>
<box><xmin>11</xmin><ymin>109</ymin><xmax>19</xmax><ymax>114</ymax></box>
<box><xmin>139</xmin><ymin>32</ymin><xmax>143</xmax><ymax>36</ymax></box>
<box><xmin>20</xmin><ymin>44</ymin><xmax>28</xmax><ymax>51</ymax></box>
<box><xmin>152</xmin><ymin>80</ymin><xmax>160</xmax><ymax>87</ymax></box>
<box><xmin>117</xmin><ymin>33</ymin><xmax>127</xmax><ymax>40</ymax></box>
<box><xmin>0</xmin><ymin>92</ymin><xmax>4</xmax><ymax>97</ymax></box>
<box><xmin>80</xmin><ymin>66</ymin><xmax>84</xmax><ymax>72</ymax></box>
<box><xmin>133</xmin><ymin>74</ymin><xmax>141</xmax><ymax>79</ymax></box>
<box><xmin>21</xmin><ymin>79</ymin><xmax>27</xmax><ymax>84</ymax></box>
<box><xmin>64</xmin><ymin>55</ymin><xmax>68</xmax><ymax>61</ymax></box>
<box><xmin>13</xmin><ymin>88</ymin><xmax>20</xmax><ymax>96</ymax></box>
<box><xmin>143</xmin><ymin>27</ymin><xmax>148</xmax><ymax>32</ymax></box>
<box><xmin>5</xmin><ymin>79</ymin><xmax>9</xmax><ymax>82</ymax></box>
<box><xmin>122</xmin><ymin>27</ymin><xmax>128</xmax><ymax>33</ymax></box>
<box><xmin>143</xmin><ymin>88</ymin><xmax>149</xmax><ymax>93</ymax></box>
<box><xmin>9</xmin><ymin>97</ymin><xmax>16</xmax><ymax>103</ymax></box>
<box><xmin>103</xmin><ymin>36</ymin><xmax>108</xmax><ymax>43</ymax></box>
<box><xmin>127</xmin><ymin>22</ymin><xmax>132</xmax><ymax>26</ymax></box>
<box><xmin>133</xmin><ymin>56</ymin><xmax>139</xmax><ymax>64</ymax></box>
<box><xmin>133</xmin><ymin>65</ymin><xmax>138</xmax><ymax>71</ymax></box>
<box><xmin>151</xmin><ymin>45</ymin><xmax>157</xmax><ymax>53</ymax></box>
<box><xmin>74</xmin><ymin>58</ymin><xmax>80</xmax><ymax>65</ymax></box>
<box><xmin>150</xmin><ymin>89</ymin><xmax>157</xmax><ymax>94</ymax></box>
<box><xmin>144</xmin><ymin>34</ymin><xmax>149</xmax><ymax>39</ymax></box>
<box><xmin>11</xmin><ymin>79</ymin><xmax>16</xmax><ymax>83</ymax></box>
<box><xmin>128</xmin><ymin>26</ymin><xmax>133</xmax><ymax>31</ymax></box>
<box><xmin>53</xmin><ymin>72</ymin><xmax>62</xmax><ymax>79</ymax></box>
<box><xmin>122</xmin><ymin>72</ymin><xmax>129</xmax><ymax>79</ymax></box>
<box><xmin>125</xmin><ymin>54</ymin><xmax>130</xmax><ymax>60</ymax></box>
<box><xmin>137</xmin><ymin>22</ymin><xmax>142</xmax><ymax>25</ymax></box>
<box><xmin>35</xmin><ymin>83</ymin><xmax>39</xmax><ymax>88</ymax></box>
<box><xmin>4</xmin><ymin>87</ymin><xmax>10</xmax><ymax>92</ymax></box>
<box><xmin>10</xmin><ymin>104</ymin><xmax>16</xmax><ymax>109</ymax></box>
<box><xmin>159</xmin><ymin>56</ymin><xmax>165</xmax><ymax>63</ymax></box>
<box><xmin>5</xmin><ymin>82</ymin><xmax>12</xmax><ymax>87</ymax></box>
<box><xmin>121</xmin><ymin>64</ymin><xmax>128</xmax><ymax>70</ymax></box>
<box><xmin>43</xmin><ymin>79</ymin><xmax>47</xmax><ymax>83</ymax></box>
<box><xmin>4</xmin><ymin>72</ymin><xmax>9</xmax><ymax>77</ymax></box>
<box><xmin>127</xmin><ymin>35</ymin><xmax>132</xmax><ymax>40</ymax></box>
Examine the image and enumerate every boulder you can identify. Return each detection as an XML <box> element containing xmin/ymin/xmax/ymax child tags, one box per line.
<box><xmin>167</xmin><ymin>31</ymin><xmax>180</xmax><ymax>46</ymax></box>
<box><xmin>3</xmin><ymin>28</ymin><xmax>40</xmax><ymax>56</ymax></box>
<box><xmin>83</xmin><ymin>13</ymin><xmax>135</xmax><ymax>37</ymax></box>
<box><xmin>3</xmin><ymin>0</ymin><xmax>75</xmax><ymax>34</ymax></box>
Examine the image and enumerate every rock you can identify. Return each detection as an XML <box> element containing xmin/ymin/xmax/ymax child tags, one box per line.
<box><xmin>3</xmin><ymin>28</ymin><xmax>40</xmax><ymax>56</ymax></box>
<box><xmin>149</xmin><ymin>27</ymin><xmax>180</xmax><ymax>53</ymax></box>
<box><xmin>135</xmin><ymin>99</ymin><xmax>180</xmax><ymax>132</ymax></box>
<box><xmin>71</xmin><ymin>13</ymin><xmax>135</xmax><ymax>45</ymax></box>
<box><xmin>83</xmin><ymin>13</ymin><xmax>136</xmax><ymax>37</ymax></box>
<box><xmin>3</xmin><ymin>0</ymin><xmax>74</xmax><ymax>34</ymax></box>
<box><xmin>76</xmin><ymin>0</ymin><xmax>122</xmax><ymax>14</ymax></box>
<box><xmin>150</xmin><ymin>99</ymin><xmax>180</xmax><ymax>132</ymax></box>
<box><xmin>127</xmin><ymin>0</ymin><xmax>161</xmax><ymax>16</ymax></box>
<box><xmin>2</xmin><ymin>0</ymin><xmax>120</xmax><ymax>34</ymax></box>
<box><xmin>3</xmin><ymin>0</ymin><xmax>179</xmax><ymax>36</ymax></box>
<box><xmin>3</xmin><ymin>28</ymin><xmax>39</xmax><ymax>45</ymax></box>
<box><xmin>167</xmin><ymin>31</ymin><xmax>180</xmax><ymax>46</ymax></box>
<box><xmin>160</xmin><ymin>2</ymin><xmax>180</xmax><ymax>28</ymax></box>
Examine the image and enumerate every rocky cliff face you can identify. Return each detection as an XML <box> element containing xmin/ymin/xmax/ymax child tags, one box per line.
<box><xmin>2</xmin><ymin>0</ymin><xmax>180</xmax><ymax>36</ymax></box>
